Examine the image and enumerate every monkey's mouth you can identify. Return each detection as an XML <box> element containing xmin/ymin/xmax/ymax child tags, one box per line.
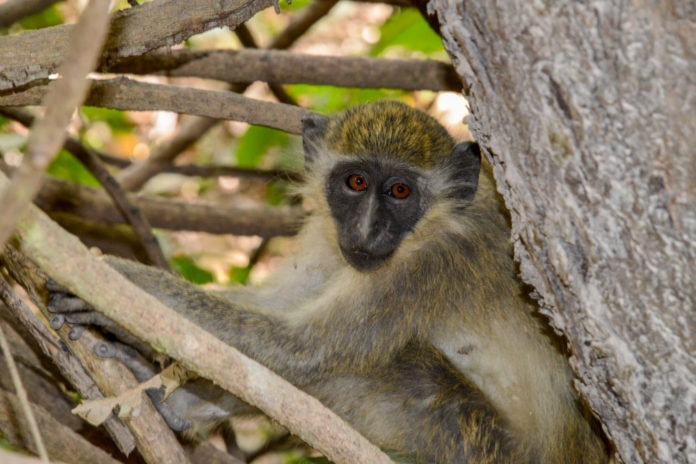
<box><xmin>340</xmin><ymin>246</ymin><xmax>394</xmax><ymax>272</ymax></box>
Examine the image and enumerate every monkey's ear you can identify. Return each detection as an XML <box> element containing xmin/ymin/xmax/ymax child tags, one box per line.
<box><xmin>448</xmin><ymin>141</ymin><xmax>481</xmax><ymax>202</ymax></box>
<box><xmin>302</xmin><ymin>113</ymin><xmax>329</xmax><ymax>171</ymax></box>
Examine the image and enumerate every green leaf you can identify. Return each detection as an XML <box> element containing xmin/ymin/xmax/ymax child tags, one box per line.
<box><xmin>279</xmin><ymin>0</ymin><xmax>312</xmax><ymax>11</ymax></box>
<box><xmin>265</xmin><ymin>182</ymin><xmax>290</xmax><ymax>206</ymax></box>
<box><xmin>296</xmin><ymin>458</ymin><xmax>334</xmax><ymax>464</ymax></box>
<box><xmin>236</xmin><ymin>126</ymin><xmax>289</xmax><ymax>167</ymax></box>
<box><xmin>371</xmin><ymin>9</ymin><xmax>444</xmax><ymax>57</ymax></box>
<box><xmin>0</xmin><ymin>436</ymin><xmax>18</xmax><ymax>451</ymax></box>
<box><xmin>47</xmin><ymin>151</ymin><xmax>100</xmax><ymax>187</ymax></box>
<box><xmin>228</xmin><ymin>266</ymin><xmax>252</xmax><ymax>285</ymax></box>
<box><xmin>81</xmin><ymin>108</ymin><xmax>135</xmax><ymax>134</ymax></box>
<box><xmin>170</xmin><ymin>256</ymin><xmax>215</xmax><ymax>284</ymax></box>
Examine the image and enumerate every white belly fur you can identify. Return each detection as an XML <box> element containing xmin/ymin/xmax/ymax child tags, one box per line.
<box><xmin>432</xmin><ymin>318</ymin><xmax>575</xmax><ymax>446</ymax></box>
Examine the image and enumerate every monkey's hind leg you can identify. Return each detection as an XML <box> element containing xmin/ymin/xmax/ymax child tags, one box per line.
<box><xmin>309</xmin><ymin>343</ymin><xmax>527</xmax><ymax>464</ymax></box>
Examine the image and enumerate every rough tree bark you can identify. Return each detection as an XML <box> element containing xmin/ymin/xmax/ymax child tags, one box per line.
<box><xmin>430</xmin><ymin>1</ymin><xmax>695</xmax><ymax>463</ymax></box>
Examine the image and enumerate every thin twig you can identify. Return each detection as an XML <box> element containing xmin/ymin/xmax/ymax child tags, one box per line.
<box><xmin>0</xmin><ymin>108</ymin><xmax>170</xmax><ymax>271</ymax></box>
<box><xmin>269</xmin><ymin>0</ymin><xmax>340</xmax><ymax>50</ymax></box>
<box><xmin>0</xmin><ymin>323</ymin><xmax>49</xmax><ymax>463</ymax></box>
<box><xmin>162</xmin><ymin>164</ymin><xmax>302</xmax><ymax>182</ymax></box>
<box><xmin>234</xmin><ymin>25</ymin><xmax>298</xmax><ymax>106</ymax></box>
<box><xmin>0</xmin><ymin>0</ymin><xmax>111</xmax><ymax>249</ymax></box>
<box><xmin>0</xmin><ymin>0</ymin><xmax>62</xmax><ymax>28</ymax></box>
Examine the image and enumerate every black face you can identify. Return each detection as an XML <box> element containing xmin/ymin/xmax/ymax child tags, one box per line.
<box><xmin>326</xmin><ymin>159</ymin><xmax>428</xmax><ymax>272</ymax></box>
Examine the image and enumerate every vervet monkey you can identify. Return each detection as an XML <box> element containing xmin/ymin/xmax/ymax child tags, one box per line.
<box><xmin>49</xmin><ymin>101</ymin><xmax>608</xmax><ymax>463</ymax></box>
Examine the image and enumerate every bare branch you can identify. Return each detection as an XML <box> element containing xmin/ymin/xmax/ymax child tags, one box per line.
<box><xmin>31</xmin><ymin>175</ymin><xmax>304</xmax><ymax>237</ymax></box>
<box><xmin>0</xmin><ymin>78</ymin><xmax>313</xmax><ymax>134</ymax></box>
<box><xmin>0</xmin><ymin>0</ymin><xmax>61</xmax><ymax>28</ymax></box>
<box><xmin>1</xmin><ymin>108</ymin><xmax>171</xmax><ymax>271</ymax></box>
<box><xmin>0</xmin><ymin>0</ymin><xmax>111</xmax><ymax>250</ymax></box>
<box><xmin>108</xmin><ymin>49</ymin><xmax>462</xmax><ymax>91</ymax></box>
<box><xmin>2</xmin><ymin>169</ymin><xmax>394</xmax><ymax>464</ymax></box>
<box><xmin>0</xmin><ymin>323</ymin><xmax>49</xmax><ymax>463</ymax></box>
<box><xmin>0</xmin><ymin>0</ymin><xmax>277</xmax><ymax>92</ymax></box>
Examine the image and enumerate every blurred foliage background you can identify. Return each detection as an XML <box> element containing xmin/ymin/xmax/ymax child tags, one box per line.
<box><xmin>0</xmin><ymin>1</ymin><xmax>469</xmax><ymax>460</ymax></box>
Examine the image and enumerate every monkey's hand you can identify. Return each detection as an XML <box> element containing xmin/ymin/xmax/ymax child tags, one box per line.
<box><xmin>46</xmin><ymin>279</ymin><xmax>193</xmax><ymax>432</ymax></box>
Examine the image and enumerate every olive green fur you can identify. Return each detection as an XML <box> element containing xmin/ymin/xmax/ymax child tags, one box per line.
<box><xmin>324</xmin><ymin>100</ymin><xmax>456</xmax><ymax>168</ymax></box>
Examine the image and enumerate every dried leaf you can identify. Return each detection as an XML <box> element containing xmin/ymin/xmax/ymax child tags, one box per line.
<box><xmin>72</xmin><ymin>397</ymin><xmax>119</xmax><ymax>426</ymax></box>
<box><xmin>72</xmin><ymin>363</ymin><xmax>192</xmax><ymax>426</ymax></box>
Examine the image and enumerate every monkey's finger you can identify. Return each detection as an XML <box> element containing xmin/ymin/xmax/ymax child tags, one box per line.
<box><xmin>45</xmin><ymin>279</ymin><xmax>72</xmax><ymax>294</ymax></box>
<box><xmin>94</xmin><ymin>341</ymin><xmax>156</xmax><ymax>382</ymax></box>
<box><xmin>69</xmin><ymin>325</ymin><xmax>86</xmax><ymax>340</ymax></box>
<box><xmin>63</xmin><ymin>312</ymin><xmax>114</xmax><ymax>329</ymax></box>
<box><xmin>49</xmin><ymin>314</ymin><xmax>66</xmax><ymax>331</ymax></box>
<box><xmin>48</xmin><ymin>294</ymin><xmax>92</xmax><ymax>313</ymax></box>
<box><xmin>49</xmin><ymin>316</ymin><xmax>87</xmax><ymax>340</ymax></box>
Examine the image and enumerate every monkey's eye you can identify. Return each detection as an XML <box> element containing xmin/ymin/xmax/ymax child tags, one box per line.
<box><xmin>390</xmin><ymin>183</ymin><xmax>411</xmax><ymax>199</ymax></box>
<box><xmin>347</xmin><ymin>174</ymin><xmax>368</xmax><ymax>191</ymax></box>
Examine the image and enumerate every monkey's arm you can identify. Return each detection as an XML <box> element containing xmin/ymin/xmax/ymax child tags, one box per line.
<box><xmin>49</xmin><ymin>254</ymin><xmax>427</xmax><ymax>387</ymax></box>
<box><xmin>108</xmin><ymin>255</ymin><xmax>426</xmax><ymax>386</ymax></box>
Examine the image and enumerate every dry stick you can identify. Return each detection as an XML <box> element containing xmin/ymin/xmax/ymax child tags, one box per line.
<box><xmin>0</xmin><ymin>267</ymin><xmax>138</xmax><ymax>456</ymax></box>
<box><xmin>0</xmin><ymin>0</ymin><xmax>111</xmax><ymax>250</ymax></box>
<box><xmin>0</xmin><ymin>109</ymin><xmax>170</xmax><ymax>271</ymax></box>
<box><xmin>111</xmin><ymin>49</ymin><xmax>462</xmax><ymax>92</ymax></box>
<box><xmin>91</xmin><ymin>156</ymin><xmax>299</xmax><ymax>181</ymax></box>
<box><xmin>0</xmin><ymin>0</ymin><xmax>62</xmax><ymax>28</ymax></box>
<box><xmin>161</xmin><ymin>164</ymin><xmax>302</xmax><ymax>182</ymax></box>
<box><xmin>0</xmin><ymin>0</ymin><xmax>277</xmax><ymax>91</ymax></box>
<box><xmin>0</xmin><ymin>323</ymin><xmax>49</xmax><ymax>463</ymax></box>
<box><xmin>0</xmin><ymin>78</ymin><xmax>313</xmax><ymax>134</ymax></box>
<box><xmin>116</xmin><ymin>1</ymin><xmax>334</xmax><ymax>192</ymax></box>
<box><xmin>1</xmin><ymin>253</ymin><xmax>191</xmax><ymax>464</ymax></box>
<box><xmin>2</xmin><ymin>171</ymin><xmax>394</xmax><ymax>464</ymax></box>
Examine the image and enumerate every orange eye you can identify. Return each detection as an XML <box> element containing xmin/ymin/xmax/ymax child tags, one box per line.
<box><xmin>347</xmin><ymin>174</ymin><xmax>368</xmax><ymax>191</ymax></box>
<box><xmin>391</xmin><ymin>183</ymin><xmax>411</xmax><ymax>199</ymax></box>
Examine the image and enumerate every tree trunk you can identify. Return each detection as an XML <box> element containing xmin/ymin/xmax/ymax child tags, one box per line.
<box><xmin>429</xmin><ymin>1</ymin><xmax>696</xmax><ymax>463</ymax></box>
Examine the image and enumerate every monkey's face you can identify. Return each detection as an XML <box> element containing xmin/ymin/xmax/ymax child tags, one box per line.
<box><xmin>325</xmin><ymin>158</ymin><xmax>428</xmax><ymax>272</ymax></box>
